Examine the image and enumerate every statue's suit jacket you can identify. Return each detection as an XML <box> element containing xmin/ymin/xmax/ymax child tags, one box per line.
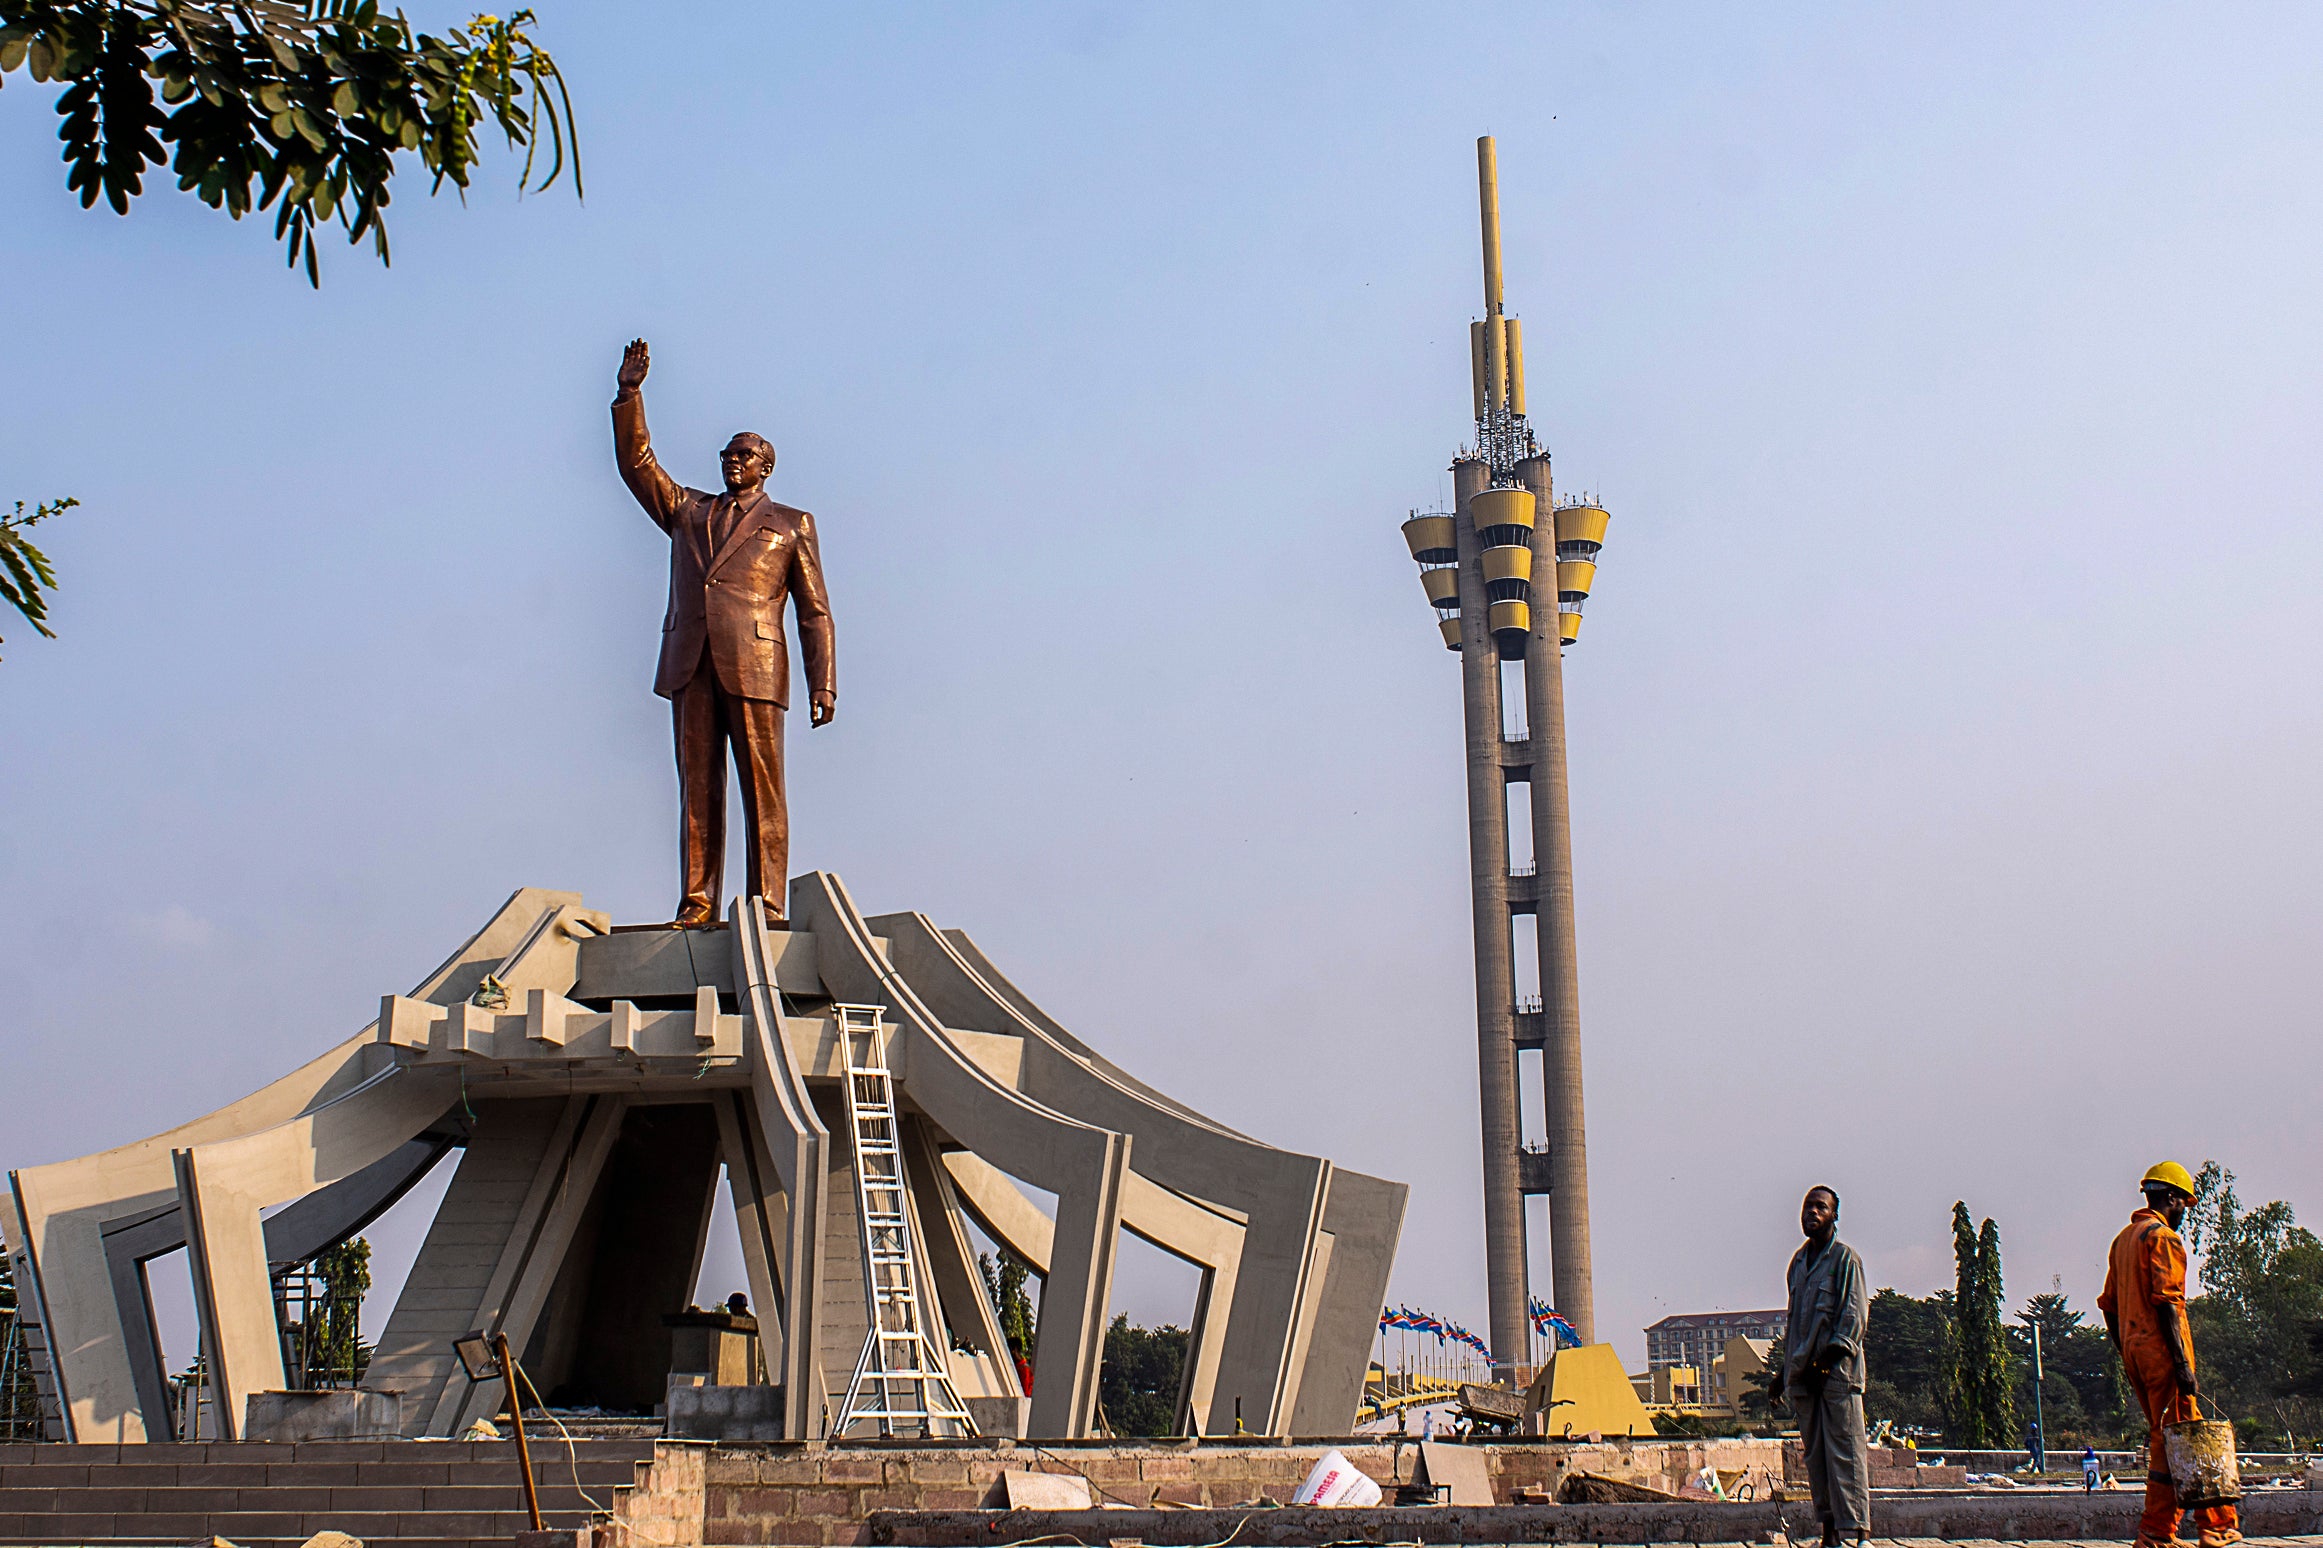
<box><xmin>614</xmin><ymin>392</ymin><xmax>834</xmax><ymax>706</ymax></box>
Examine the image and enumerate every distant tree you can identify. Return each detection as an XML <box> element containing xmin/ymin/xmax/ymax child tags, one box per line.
<box><xmin>1946</xmin><ymin>1203</ymin><xmax>2016</xmax><ymax>1446</ymax></box>
<box><xmin>1097</xmin><ymin>1315</ymin><xmax>1186</xmax><ymax>1437</ymax></box>
<box><xmin>0</xmin><ymin>1</ymin><xmax>580</xmax><ymax>284</ymax></box>
<box><xmin>1863</xmin><ymin>1287</ymin><xmax>1952</xmax><ymax>1434</ymax></box>
<box><xmin>2180</xmin><ymin>1163</ymin><xmax>2323</xmax><ymax>1446</ymax></box>
<box><xmin>307</xmin><ymin>1236</ymin><xmax>372</xmax><ymax>1384</ymax></box>
<box><xmin>979</xmin><ymin>1249</ymin><xmax>1037</xmax><ymax>1367</ymax></box>
<box><xmin>2011</xmin><ymin>1293</ymin><xmax>2091</xmax><ymax>1443</ymax></box>
<box><xmin>1741</xmin><ymin>1332</ymin><xmax>1784</xmax><ymax>1420</ymax></box>
<box><xmin>1</xmin><ymin>497</ymin><xmax>78</xmax><ymax>660</ymax></box>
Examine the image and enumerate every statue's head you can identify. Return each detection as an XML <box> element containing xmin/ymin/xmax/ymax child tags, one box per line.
<box><xmin>720</xmin><ymin>432</ymin><xmax>776</xmax><ymax>494</ymax></box>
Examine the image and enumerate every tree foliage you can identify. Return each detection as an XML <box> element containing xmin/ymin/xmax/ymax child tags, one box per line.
<box><xmin>1741</xmin><ymin>1331</ymin><xmax>1785</xmax><ymax>1419</ymax></box>
<box><xmin>979</xmin><ymin>1249</ymin><xmax>1037</xmax><ymax>1365</ymax></box>
<box><xmin>1860</xmin><ymin>1175</ymin><xmax>2323</xmax><ymax>1450</ymax></box>
<box><xmin>0</xmin><ymin>497</ymin><xmax>77</xmax><ymax>659</ymax></box>
<box><xmin>1945</xmin><ymin>1202</ymin><xmax>2018</xmax><ymax>1446</ymax></box>
<box><xmin>1866</xmin><ymin>1282</ymin><xmax>2129</xmax><ymax>1447</ymax></box>
<box><xmin>0</xmin><ymin>0</ymin><xmax>579</xmax><ymax>284</ymax></box>
<box><xmin>309</xmin><ymin>1236</ymin><xmax>372</xmax><ymax>1383</ymax></box>
<box><xmin>2182</xmin><ymin>1163</ymin><xmax>2323</xmax><ymax>1445</ymax></box>
<box><xmin>1863</xmin><ymin>1287</ymin><xmax>1952</xmax><ymax>1435</ymax></box>
<box><xmin>276</xmin><ymin>1236</ymin><xmax>372</xmax><ymax>1387</ymax></box>
<box><xmin>1098</xmin><ymin>1314</ymin><xmax>1186</xmax><ymax>1438</ymax></box>
<box><xmin>2009</xmin><ymin>1291</ymin><xmax>2127</xmax><ymax>1446</ymax></box>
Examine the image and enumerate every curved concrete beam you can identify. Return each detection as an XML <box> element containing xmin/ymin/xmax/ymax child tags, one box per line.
<box><xmin>176</xmin><ymin>1064</ymin><xmax>459</xmax><ymax>1439</ymax></box>
<box><xmin>943</xmin><ymin>1151</ymin><xmax>1245</xmax><ymax>1434</ymax></box>
<box><xmin>939</xmin><ymin>930</ymin><xmax>1247</xmax><ymax>1140</ymax></box>
<box><xmin>732</xmin><ymin>894</ymin><xmax>830</xmax><ymax>1439</ymax></box>
<box><xmin>940</xmin><ymin>1152</ymin><xmax>1055</xmax><ymax>1273</ymax></box>
<box><xmin>871</xmin><ymin>911</ymin><xmax>1328</xmax><ymax>1435</ymax></box>
<box><xmin>93</xmin><ymin>1134</ymin><xmax>456</xmax><ymax>1428</ymax></box>
<box><xmin>5</xmin><ymin>886</ymin><xmax>578</xmax><ymax>1441</ymax></box>
<box><xmin>792</xmin><ymin>872</ymin><xmax>1127</xmax><ymax>1439</ymax></box>
<box><xmin>1289</xmin><ymin>1167</ymin><xmax>1408</xmax><ymax>1434</ymax></box>
<box><xmin>899</xmin><ymin>1120</ymin><xmax>1019</xmax><ymax>1402</ymax></box>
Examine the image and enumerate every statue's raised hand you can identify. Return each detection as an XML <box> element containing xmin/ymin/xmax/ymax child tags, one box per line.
<box><xmin>618</xmin><ymin>338</ymin><xmax>651</xmax><ymax>393</ymax></box>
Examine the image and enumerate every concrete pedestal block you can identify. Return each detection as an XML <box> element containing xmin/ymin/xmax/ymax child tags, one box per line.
<box><xmin>666</xmin><ymin>1309</ymin><xmax>761</xmax><ymax>1386</ymax></box>
<box><xmin>665</xmin><ymin>1382</ymin><xmax>788</xmax><ymax>1441</ymax></box>
<box><xmin>966</xmin><ymin>1395</ymin><xmax>1030</xmax><ymax>1437</ymax></box>
<box><xmin>243</xmin><ymin>1387</ymin><xmax>402</xmax><ymax>1441</ymax></box>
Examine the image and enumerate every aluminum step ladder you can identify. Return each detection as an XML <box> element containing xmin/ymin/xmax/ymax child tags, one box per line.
<box><xmin>830</xmin><ymin>1004</ymin><xmax>977</xmax><ymax>1439</ymax></box>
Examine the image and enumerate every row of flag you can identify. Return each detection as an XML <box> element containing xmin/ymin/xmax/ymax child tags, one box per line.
<box><xmin>1378</xmin><ymin>1299</ymin><xmax>1583</xmax><ymax>1354</ymax></box>
<box><xmin>1529</xmin><ymin>1295</ymin><xmax>1581</xmax><ymax>1349</ymax></box>
<box><xmin>1377</xmin><ymin>1304</ymin><xmax>1492</xmax><ymax>1357</ymax></box>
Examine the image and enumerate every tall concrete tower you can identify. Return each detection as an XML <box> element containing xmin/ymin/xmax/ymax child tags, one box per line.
<box><xmin>1398</xmin><ymin>137</ymin><xmax>1609</xmax><ymax>1377</ymax></box>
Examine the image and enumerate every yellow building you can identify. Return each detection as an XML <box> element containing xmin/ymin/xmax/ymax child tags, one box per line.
<box><xmin>1631</xmin><ymin>1336</ymin><xmax>1775</xmax><ymax>1418</ymax></box>
<box><xmin>1708</xmin><ymin>1335</ymin><xmax>1773</xmax><ymax>1415</ymax></box>
<box><xmin>1631</xmin><ymin>1364</ymin><xmax>1703</xmax><ymax>1407</ymax></box>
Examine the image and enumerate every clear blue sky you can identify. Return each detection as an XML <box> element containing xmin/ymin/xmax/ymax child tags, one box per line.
<box><xmin>7</xmin><ymin>3</ymin><xmax>2323</xmax><ymax>1370</ymax></box>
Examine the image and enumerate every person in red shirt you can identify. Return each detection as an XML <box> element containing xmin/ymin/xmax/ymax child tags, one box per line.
<box><xmin>2098</xmin><ymin>1161</ymin><xmax>2239</xmax><ymax>1548</ymax></box>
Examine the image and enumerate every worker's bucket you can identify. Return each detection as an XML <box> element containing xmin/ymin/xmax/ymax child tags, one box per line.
<box><xmin>2160</xmin><ymin>1419</ymin><xmax>2242</xmax><ymax>1510</ymax></box>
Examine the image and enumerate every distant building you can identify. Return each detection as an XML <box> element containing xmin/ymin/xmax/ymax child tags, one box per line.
<box><xmin>1708</xmin><ymin>1335</ymin><xmax>1774</xmax><ymax>1414</ymax></box>
<box><xmin>1631</xmin><ymin>1364</ymin><xmax>1704</xmax><ymax>1407</ymax></box>
<box><xmin>1633</xmin><ymin>1336</ymin><xmax>1776</xmax><ymax>1417</ymax></box>
<box><xmin>1644</xmin><ymin>1310</ymin><xmax>1785</xmax><ymax>1374</ymax></box>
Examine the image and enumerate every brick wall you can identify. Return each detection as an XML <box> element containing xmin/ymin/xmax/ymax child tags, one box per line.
<box><xmin>632</xmin><ymin>1436</ymin><xmax>1794</xmax><ymax>1548</ymax></box>
<box><xmin>1780</xmin><ymin>1441</ymin><xmax>1968</xmax><ymax>1491</ymax></box>
<box><xmin>613</xmin><ymin>1440</ymin><xmax>709</xmax><ymax>1547</ymax></box>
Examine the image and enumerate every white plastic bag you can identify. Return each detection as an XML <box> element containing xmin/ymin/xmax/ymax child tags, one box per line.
<box><xmin>1292</xmin><ymin>1448</ymin><xmax>1384</xmax><ymax>1508</ymax></box>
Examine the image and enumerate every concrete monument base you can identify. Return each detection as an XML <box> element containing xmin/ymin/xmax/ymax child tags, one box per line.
<box><xmin>4</xmin><ymin>873</ymin><xmax>1406</xmax><ymax>1444</ymax></box>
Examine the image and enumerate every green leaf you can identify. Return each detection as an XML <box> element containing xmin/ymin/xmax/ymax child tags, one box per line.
<box><xmin>1</xmin><ymin>36</ymin><xmax>28</xmax><ymax>73</ymax></box>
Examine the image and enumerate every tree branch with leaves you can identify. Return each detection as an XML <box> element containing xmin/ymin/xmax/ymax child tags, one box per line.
<box><xmin>1</xmin><ymin>1</ymin><xmax>580</xmax><ymax>284</ymax></box>
<box><xmin>1</xmin><ymin>497</ymin><xmax>79</xmax><ymax>659</ymax></box>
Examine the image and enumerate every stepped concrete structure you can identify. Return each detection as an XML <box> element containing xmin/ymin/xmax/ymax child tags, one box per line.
<box><xmin>0</xmin><ymin>1436</ymin><xmax>664</xmax><ymax>1548</ymax></box>
<box><xmin>4</xmin><ymin>874</ymin><xmax>1404</xmax><ymax>1446</ymax></box>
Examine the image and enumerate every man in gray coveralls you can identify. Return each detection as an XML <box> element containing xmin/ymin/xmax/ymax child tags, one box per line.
<box><xmin>1775</xmin><ymin>1185</ymin><xmax>1871</xmax><ymax>1545</ymax></box>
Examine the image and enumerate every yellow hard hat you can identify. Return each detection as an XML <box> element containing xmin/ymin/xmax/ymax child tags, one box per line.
<box><xmin>2143</xmin><ymin>1161</ymin><xmax>2197</xmax><ymax>1198</ymax></box>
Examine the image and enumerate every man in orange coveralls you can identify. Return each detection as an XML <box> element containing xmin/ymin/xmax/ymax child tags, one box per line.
<box><xmin>2098</xmin><ymin>1161</ymin><xmax>2240</xmax><ymax>1548</ymax></box>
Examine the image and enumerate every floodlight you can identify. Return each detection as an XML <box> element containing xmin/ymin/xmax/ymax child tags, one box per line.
<box><xmin>452</xmin><ymin>1331</ymin><xmax>500</xmax><ymax>1382</ymax></box>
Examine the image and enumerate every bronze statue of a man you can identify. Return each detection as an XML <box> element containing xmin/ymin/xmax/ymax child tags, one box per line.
<box><xmin>612</xmin><ymin>339</ymin><xmax>835</xmax><ymax>928</ymax></box>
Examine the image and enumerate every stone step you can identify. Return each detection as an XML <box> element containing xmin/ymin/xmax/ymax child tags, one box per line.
<box><xmin>0</xmin><ymin>1461</ymin><xmax>645</xmax><ymax>1490</ymax></box>
<box><xmin>1</xmin><ymin>1483</ymin><xmax>620</xmax><ymax>1513</ymax></box>
<box><xmin>0</xmin><ymin>1438</ymin><xmax>665</xmax><ymax>1548</ymax></box>
<box><xmin>0</xmin><ymin>1441</ymin><xmax>657</xmax><ymax>1467</ymax></box>
<box><xmin>0</xmin><ymin>1506</ymin><xmax>589</xmax><ymax>1542</ymax></box>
